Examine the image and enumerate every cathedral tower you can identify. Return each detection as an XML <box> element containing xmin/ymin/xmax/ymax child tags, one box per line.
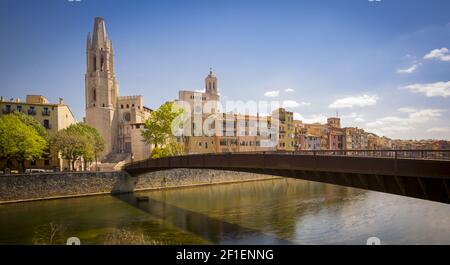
<box><xmin>85</xmin><ymin>17</ymin><xmax>119</xmax><ymax>158</ymax></box>
<box><xmin>204</xmin><ymin>68</ymin><xmax>220</xmax><ymax>113</ymax></box>
<box><xmin>205</xmin><ymin>68</ymin><xmax>218</xmax><ymax>95</ymax></box>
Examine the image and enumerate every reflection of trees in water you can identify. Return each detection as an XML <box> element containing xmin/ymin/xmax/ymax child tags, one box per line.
<box><xmin>102</xmin><ymin>228</ymin><xmax>178</xmax><ymax>245</ymax></box>
<box><xmin>139</xmin><ymin>177</ymin><xmax>367</xmax><ymax>242</ymax></box>
<box><xmin>114</xmin><ymin>193</ymin><xmax>292</xmax><ymax>245</ymax></box>
<box><xmin>32</xmin><ymin>222</ymin><xmax>67</xmax><ymax>245</ymax></box>
<box><xmin>32</xmin><ymin>222</ymin><xmax>178</xmax><ymax>245</ymax></box>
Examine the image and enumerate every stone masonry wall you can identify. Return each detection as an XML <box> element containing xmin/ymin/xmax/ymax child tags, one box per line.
<box><xmin>0</xmin><ymin>169</ymin><xmax>276</xmax><ymax>204</ymax></box>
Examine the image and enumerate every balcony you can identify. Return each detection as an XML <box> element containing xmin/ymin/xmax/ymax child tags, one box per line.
<box><xmin>42</xmin><ymin>110</ymin><xmax>51</xmax><ymax>116</ymax></box>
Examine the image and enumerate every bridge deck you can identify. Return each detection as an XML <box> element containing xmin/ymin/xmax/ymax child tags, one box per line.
<box><xmin>124</xmin><ymin>152</ymin><xmax>450</xmax><ymax>204</ymax></box>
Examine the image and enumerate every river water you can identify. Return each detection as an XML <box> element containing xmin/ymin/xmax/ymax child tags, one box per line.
<box><xmin>1</xmin><ymin>178</ymin><xmax>449</xmax><ymax>245</ymax></box>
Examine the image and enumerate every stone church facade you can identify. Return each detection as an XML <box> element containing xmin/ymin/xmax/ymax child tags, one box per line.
<box><xmin>85</xmin><ymin>17</ymin><xmax>151</xmax><ymax>162</ymax></box>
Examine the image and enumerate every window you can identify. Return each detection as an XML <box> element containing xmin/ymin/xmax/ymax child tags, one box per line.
<box><xmin>198</xmin><ymin>142</ymin><xmax>202</xmax><ymax>147</ymax></box>
<box><xmin>16</xmin><ymin>105</ymin><xmax>22</xmax><ymax>112</ymax></box>
<box><xmin>205</xmin><ymin>142</ymin><xmax>208</xmax><ymax>149</ymax></box>
<box><xmin>121</xmin><ymin>104</ymin><xmax>124</xmax><ymax>109</ymax></box>
<box><xmin>42</xmin><ymin>107</ymin><xmax>50</xmax><ymax>116</ymax></box>
<box><xmin>123</xmin><ymin>112</ymin><xmax>131</xmax><ymax>122</ymax></box>
<box><xmin>43</xmin><ymin>119</ymin><xmax>50</xmax><ymax>129</ymax></box>
<box><xmin>28</xmin><ymin>106</ymin><xmax>36</xmax><ymax>115</ymax></box>
<box><xmin>93</xmin><ymin>88</ymin><xmax>96</xmax><ymax>101</ymax></box>
<box><xmin>93</xmin><ymin>56</ymin><xmax>97</xmax><ymax>71</ymax></box>
<box><xmin>126</xmin><ymin>104</ymin><xmax>129</xmax><ymax>108</ymax></box>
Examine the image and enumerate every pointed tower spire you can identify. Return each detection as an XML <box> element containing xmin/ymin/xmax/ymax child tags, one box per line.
<box><xmin>92</xmin><ymin>17</ymin><xmax>108</xmax><ymax>49</ymax></box>
<box><xmin>86</xmin><ymin>32</ymin><xmax>91</xmax><ymax>50</ymax></box>
<box><xmin>85</xmin><ymin>17</ymin><xmax>119</xmax><ymax>157</ymax></box>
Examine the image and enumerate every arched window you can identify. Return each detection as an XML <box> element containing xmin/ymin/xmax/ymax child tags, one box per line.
<box><xmin>213</xmin><ymin>82</ymin><xmax>216</xmax><ymax>90</ymax></box>
<box><xmin>93</xmin><ymin>56</ymin><xmax>97</xmax><ymax>71</ymax></box>
<box><xmin>100</xmin><ymin>55</ymin><xmax>104</xmax><ymax>71</ymax></box>
<box><xmin>93</xmin><ymin>88</ymin><xmax>96</xmax><ymax>101</ymax></box>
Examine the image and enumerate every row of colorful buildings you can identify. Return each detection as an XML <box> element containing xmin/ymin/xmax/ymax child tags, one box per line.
<box><xmin>173</xmin><ymin>71</ymin><xmax>449</xmax><ymax>155</ymax></box>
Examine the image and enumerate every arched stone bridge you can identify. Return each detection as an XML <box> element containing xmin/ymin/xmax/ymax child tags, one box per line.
<box><xmin>124</xmin><ymin>150</ymin><xmax>450</xmax><ymax>204</ymax></box>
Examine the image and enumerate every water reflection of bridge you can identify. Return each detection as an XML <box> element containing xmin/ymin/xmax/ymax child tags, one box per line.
<box><xmin>124</xmin><ymin>150</ymin><xmax>450</xmax><ymax>204</ymax></box>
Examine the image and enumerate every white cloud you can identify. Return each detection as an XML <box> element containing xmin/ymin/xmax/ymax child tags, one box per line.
<box><xmin>398</xmin><ymin>107</ymin><xmax>417</xmax><ymax>113</ymax></box>
<box><xmin>376</xmin><ymin>126</ymin><xmax>415</xmax><ymax>133</ymax></box>
<box><xmin>397</xmin><ymin>63</ymin><xmax>420</xmax><ymax>74</ymax></box>
<box><xmin>341</xmin><ymin>112</ymin><xmax>366</xmax><ymax>123</ymax></box>
<box><xmin>424</xmin><ymin>48</ymin><xmax>450</xmax><ymax>61</ymax></box>
<box><xmin>329</xmin><ymin>95</ymin><xmax>378</xmax><ymax>109</ymax></box>
<box><xmin>294</xmin><ymin>113</ymin><xmax>327</xmax><ymax>124</ymax></box>
<box><xmin>427</xmin><ymin>127</ymin><xmax>450</xmax><ymax>133</ymax></box>
<box><xmin>402</xmin><ymin>81</ymin><xmax>450</xmax><ymax>97</ymax></box>
<box><xmin>284</xmin><ymin>88</ymin><xmax>295</xmax><ymax>93</ymax></box>
<box><xmin>366</xmin><ymin>109</ymin><xmax>445</xmax><ymax>134</ymax></box>
<box><xmin>264</xmin><ymin>90</ymin><xmax>280</xmax><ymax>98</ymax></box>
<box><xmin>282</xmin><ymin>100</ymin><xmax>311</xmax><ymax>108</ymax></box>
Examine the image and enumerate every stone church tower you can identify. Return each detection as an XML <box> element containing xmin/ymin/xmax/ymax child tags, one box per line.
<box><xmin>205</xmin><ymin>69</ymin><xmax>218</xmax><ymax>95</ymax></box>
<box><xmin>85</xmin><ymin>17</ymin><xmax>119</xmax><ymax>157</ymax></box>
<box><xmin>85</xmin><ymin>17</ymin><xmax>152</xmax><ymax>163</ymax></box>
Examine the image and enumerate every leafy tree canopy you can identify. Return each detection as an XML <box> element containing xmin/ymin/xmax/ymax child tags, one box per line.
<box><xmin>12</xmin><ymin>112</ymin><xmax>48</xmax><ymax>140</ymax></box>
<box><xmin>50</xmin><ymin>123</ymin><xmax>104</xmax><ymax>168</ymax></box>
<box><xmin>142</xmin><ymin>101</ymin><xmax>185</xmax><ymax>158</ymax></box>
<box><xmin>0</xmin><ymin>114</ymin><xmax>47</xmax><ymax>169</ymax></box>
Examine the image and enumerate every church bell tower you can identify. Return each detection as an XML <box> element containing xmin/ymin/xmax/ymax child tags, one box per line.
<box><xmin>85</xmin><ymin>17</ymin><xmax>119</xmax><ymax>158</ymax></box>
<box><xmin>205</xmin><ymin>68</ymin><xmax>218</xmax><ymax>95</ymax></box>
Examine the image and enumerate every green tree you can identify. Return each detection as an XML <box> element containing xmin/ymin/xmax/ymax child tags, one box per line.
<box><xmin>12</xmin><ymin>112</ymin><xmax>48</xmax><ymax>140</ymax></box>
<box><xmin>50</xmin><ymin>129</ymin><xmax>88</xmax><ymax>171</ymax></box>
<box><xmin>150</xmin><ymin>139</ymin><xmax>185</xmax><ymax>159</ymax></box>
<box><xmin>65</xmin><ymin>123</ymin><xmax>104</xmax><ymax>166</ymax></box>
<box><xmin>0</xmin><ymin>114</ymin><xmax>47</xmax><ymax>172</ymax></box>
<box><xmin>49</xmin><ymin>123</ymin><xmax>104</xmax><ymax>171</ymax></box>
<box><xmin>142</xmin><ymin>101</ymin><xmax>185</xmax><ymax>158</ymax></box>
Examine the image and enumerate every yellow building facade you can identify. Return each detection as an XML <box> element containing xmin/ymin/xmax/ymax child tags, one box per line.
<box><xmin>0</xmin><ymin>95</ymin><xmax>77</xmax><ymax>170</ymax></box>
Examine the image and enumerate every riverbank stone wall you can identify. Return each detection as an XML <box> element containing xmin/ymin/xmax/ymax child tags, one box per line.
<box><xmin>0</xmin><ymin>169</ymin><xmax>277</xmax><ymax>204</ymax></box>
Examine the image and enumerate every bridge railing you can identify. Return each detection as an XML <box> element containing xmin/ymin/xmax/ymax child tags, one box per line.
<box><xmin>252</xmin><ymin>149</ymin><xmax>450</xmax><ymax>160</ymax></box>
<box><xmin>125</xmin><ymin>149</ymin><xmax>450</xmax><ymax>169</ymax></box>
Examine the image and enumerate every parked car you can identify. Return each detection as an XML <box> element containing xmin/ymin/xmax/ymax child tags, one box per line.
<box><xmin>25</xmin><ymin>169</ymin><xmax>47</xmax><ymax>174</ymax></box>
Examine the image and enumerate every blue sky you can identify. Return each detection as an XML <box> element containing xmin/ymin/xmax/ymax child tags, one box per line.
<box><xmin>0</xmin><ymin>0</ymin><xmax>449</xmax><ymax>140</ymax></box>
